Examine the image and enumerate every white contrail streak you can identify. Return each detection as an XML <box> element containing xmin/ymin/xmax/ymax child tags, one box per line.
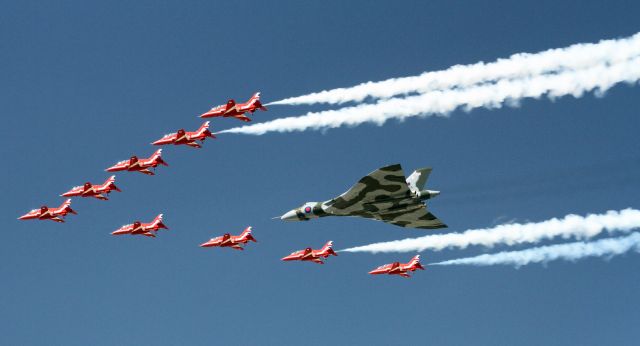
<box><xmin>431</xmin><ymin>232</ymin><xmax>640</xmax><ymax>267</ymax></box>
<box><xmin>219</xmin><ymin>58</ymin><xmax>640</xmax><ymax>135</ymax></box>
<box><xmin>268</xmin><ymin>32</ymin><xmax>640</xmax><ymax>106</ymax></box>
<box><xmin>340</xmin><ymin>209</ymin><xmax>640</xmax><ymax>254</ymax></box>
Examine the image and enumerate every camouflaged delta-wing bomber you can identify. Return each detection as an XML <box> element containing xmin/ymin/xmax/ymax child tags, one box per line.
<box><xmin>279</xmin><ymin>164</ymin><xmax>446</xmax><ymax>229</ymax></box>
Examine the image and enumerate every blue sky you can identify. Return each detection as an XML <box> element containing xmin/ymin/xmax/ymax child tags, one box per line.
<box><xmin>1</xmin><ymin>1</ymin><xmax>639</xmax><ymax>345</ymax></box>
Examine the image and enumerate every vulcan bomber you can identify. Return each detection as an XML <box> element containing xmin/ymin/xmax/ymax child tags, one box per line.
<box><xmin>279</xmin><ymin>164</ymin><xmax>446</xmax><ymax>229</ymax></box>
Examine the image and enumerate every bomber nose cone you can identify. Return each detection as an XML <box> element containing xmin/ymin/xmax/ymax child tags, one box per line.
<box><xmin>430</xmin><ymin>190</ymin><xmax>440</xmax><ymax>197</ymax></box>
<box><xmin>280</xmin><ymin>209</ymin><xmax>298</xmax><ymax>221</ymax></box>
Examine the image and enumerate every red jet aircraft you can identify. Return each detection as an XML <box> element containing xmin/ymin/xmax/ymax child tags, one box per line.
<box><xmin>368</xmin><ymin>255</ymin><xmax>425</xmax><ymax>278</ymax></box>
<box><xmin>281</xmin><ymin>241</ymin><xmax>337</xmax><ymax>264</ymax></box>
<box><xmin>200</xmin><ymin>226</ymin><xmax>257</xmax><ymax>250</ymax></box>
<box><xmin>111</xmin><ymin>214</ymin><xmax>168</xmax><ymax>238</ymax></box>
<box><xmin>61</xmin><ymin>175</ymin><xmax>121</xmax><ymax>200</ymax></box>
<box><xmin>106</xmin><ymin>149</ymin><xmax>168</xmax><ymax>175</ymax></box>
<box><xmin>18</xmin><ymin>199</ymin><xmax>77</xmax><ymax>223</ymax></box>
<box><xmin>199</xmin><ymin>92</ymin><xmax>267</xmax><ymax>122</ymax></box>
<box><xmin>151</xmin><ymin>121</ymin><xmax>215</xmax><ymax>148</ymax></box>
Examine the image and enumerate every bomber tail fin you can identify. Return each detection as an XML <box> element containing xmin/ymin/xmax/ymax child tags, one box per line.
<box><xmin>406</xmin><ymin>168</ymin><xmax>432</xmax><ymax>194</ymax></box>
<box><xmin>407</xmin><ymin>167</ymin><xmax>440</xmax><ymax>199</ymax></box>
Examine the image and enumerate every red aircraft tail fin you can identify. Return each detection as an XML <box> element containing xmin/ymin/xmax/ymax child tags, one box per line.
<box><xmin>249</xmin><ymin>92</ymin><xmax>267</xmax><ymax>111</ymax></box>
<box><xmin>250</xmin><ymin>92</ymin><xmax>267</xmax><ymax>110</ymax></box>
<box><xmin>240</xmin><ymin>226</ymin><xmax>257</xmax><ymax>242</ymax></box>
<box><xmin>196</xmin><ymin>121</ymin><xmax>210</xmax><ymax>133</ymax></box>
<box><xmin>150</xmin><ymin>149</ymin><xmax>162</xmax><ymax>160</ymax></box>
<box><xmin>196</xmin><ymin>121</ymin><xmax>215</xmax><ymax>139</ymax></box>
<box><xmin>408</xmin><ymin>255</ymin><xmax>424</xmax><ymax>270</ymax></box>
<box><xmin>151</xmin><ymin>149</ymin><xmax>168</xmax><ymax>166</ymax></box>
<box><xmin>105</xmin><ymin>175</ymin><xmax>121</xmax><ymax>191</ymax></box>
<box><xmin>248</xmin><ymin>92</ymin><xmax>260</xmax><ymax>102</ymax></box>
<box><xmin>321</xmin><ymin>241</ymin><xmax>337</xmax><ymax>256</ymax></box>
<box><xmin>152</xmin><ymin>214</ymin><xmax>168</xmax><ymax>230</ymax></box>
<box><xmin>59</xmin><ymin>199</ymin><xmax>77</xmax><ymax>215</ymax></box>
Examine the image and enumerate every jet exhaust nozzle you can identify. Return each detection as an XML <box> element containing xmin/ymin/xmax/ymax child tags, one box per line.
<box><xmin>419</xmin><ymin>189</ymin><xmax>440</xmax><ymax>199</ymax></box>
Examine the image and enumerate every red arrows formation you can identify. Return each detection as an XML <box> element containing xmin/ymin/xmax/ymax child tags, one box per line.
<box><xmin>18</xmin><ymin>92</ymin><xmax>425</xmax><ymax>278</ymax></box>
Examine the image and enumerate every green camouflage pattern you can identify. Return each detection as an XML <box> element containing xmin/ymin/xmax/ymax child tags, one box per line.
<box><xmin>322</xmin><ymin>164</ymin><xmax>447</xmax><ymax>229</ymax></box>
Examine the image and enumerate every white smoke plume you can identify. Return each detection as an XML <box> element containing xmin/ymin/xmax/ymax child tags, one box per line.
<box><xmin>431</xmin><ymin>232</ymin><xmax>640</xmax><ymax>267</ymax></box>
<box><xmin>269</xmin><ymin>32</ymin><xmax>640</xmax><ymax>106</ymax></box>
<box><xmin>219</xmin><ymin>58</ymin><xmax>640</xmax><ymax>136</ymax></box>
<box><xmin>340</xmin><ymin>209</ymin><xmax>640</xmax><ymax>254</ymax></box>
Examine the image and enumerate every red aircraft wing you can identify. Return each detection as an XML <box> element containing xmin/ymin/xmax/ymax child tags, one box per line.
<box><xmin>232</xmin><ymin>114</ymin><xmax>252</xmax><ymax>122</ymax></box>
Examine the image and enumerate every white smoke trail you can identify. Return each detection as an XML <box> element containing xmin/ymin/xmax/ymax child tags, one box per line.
<box><xmin>269</xmin><ymin>32</ymin><xmax>640</xmax><ymax>106</ymax></box>
<box><xmin>340</xmin><ymin>209</ymin><xmax>640</xmax><ymax>254</ymax></box>
<box><xmin>220</xmin><ymin>58</ymin><xmax>640</xmax><ymax>135</ymax></box>
<box><xmin>431</xmin><ymin>232</ymin><xmax>640</xmax><ymax>267</ymax></box>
